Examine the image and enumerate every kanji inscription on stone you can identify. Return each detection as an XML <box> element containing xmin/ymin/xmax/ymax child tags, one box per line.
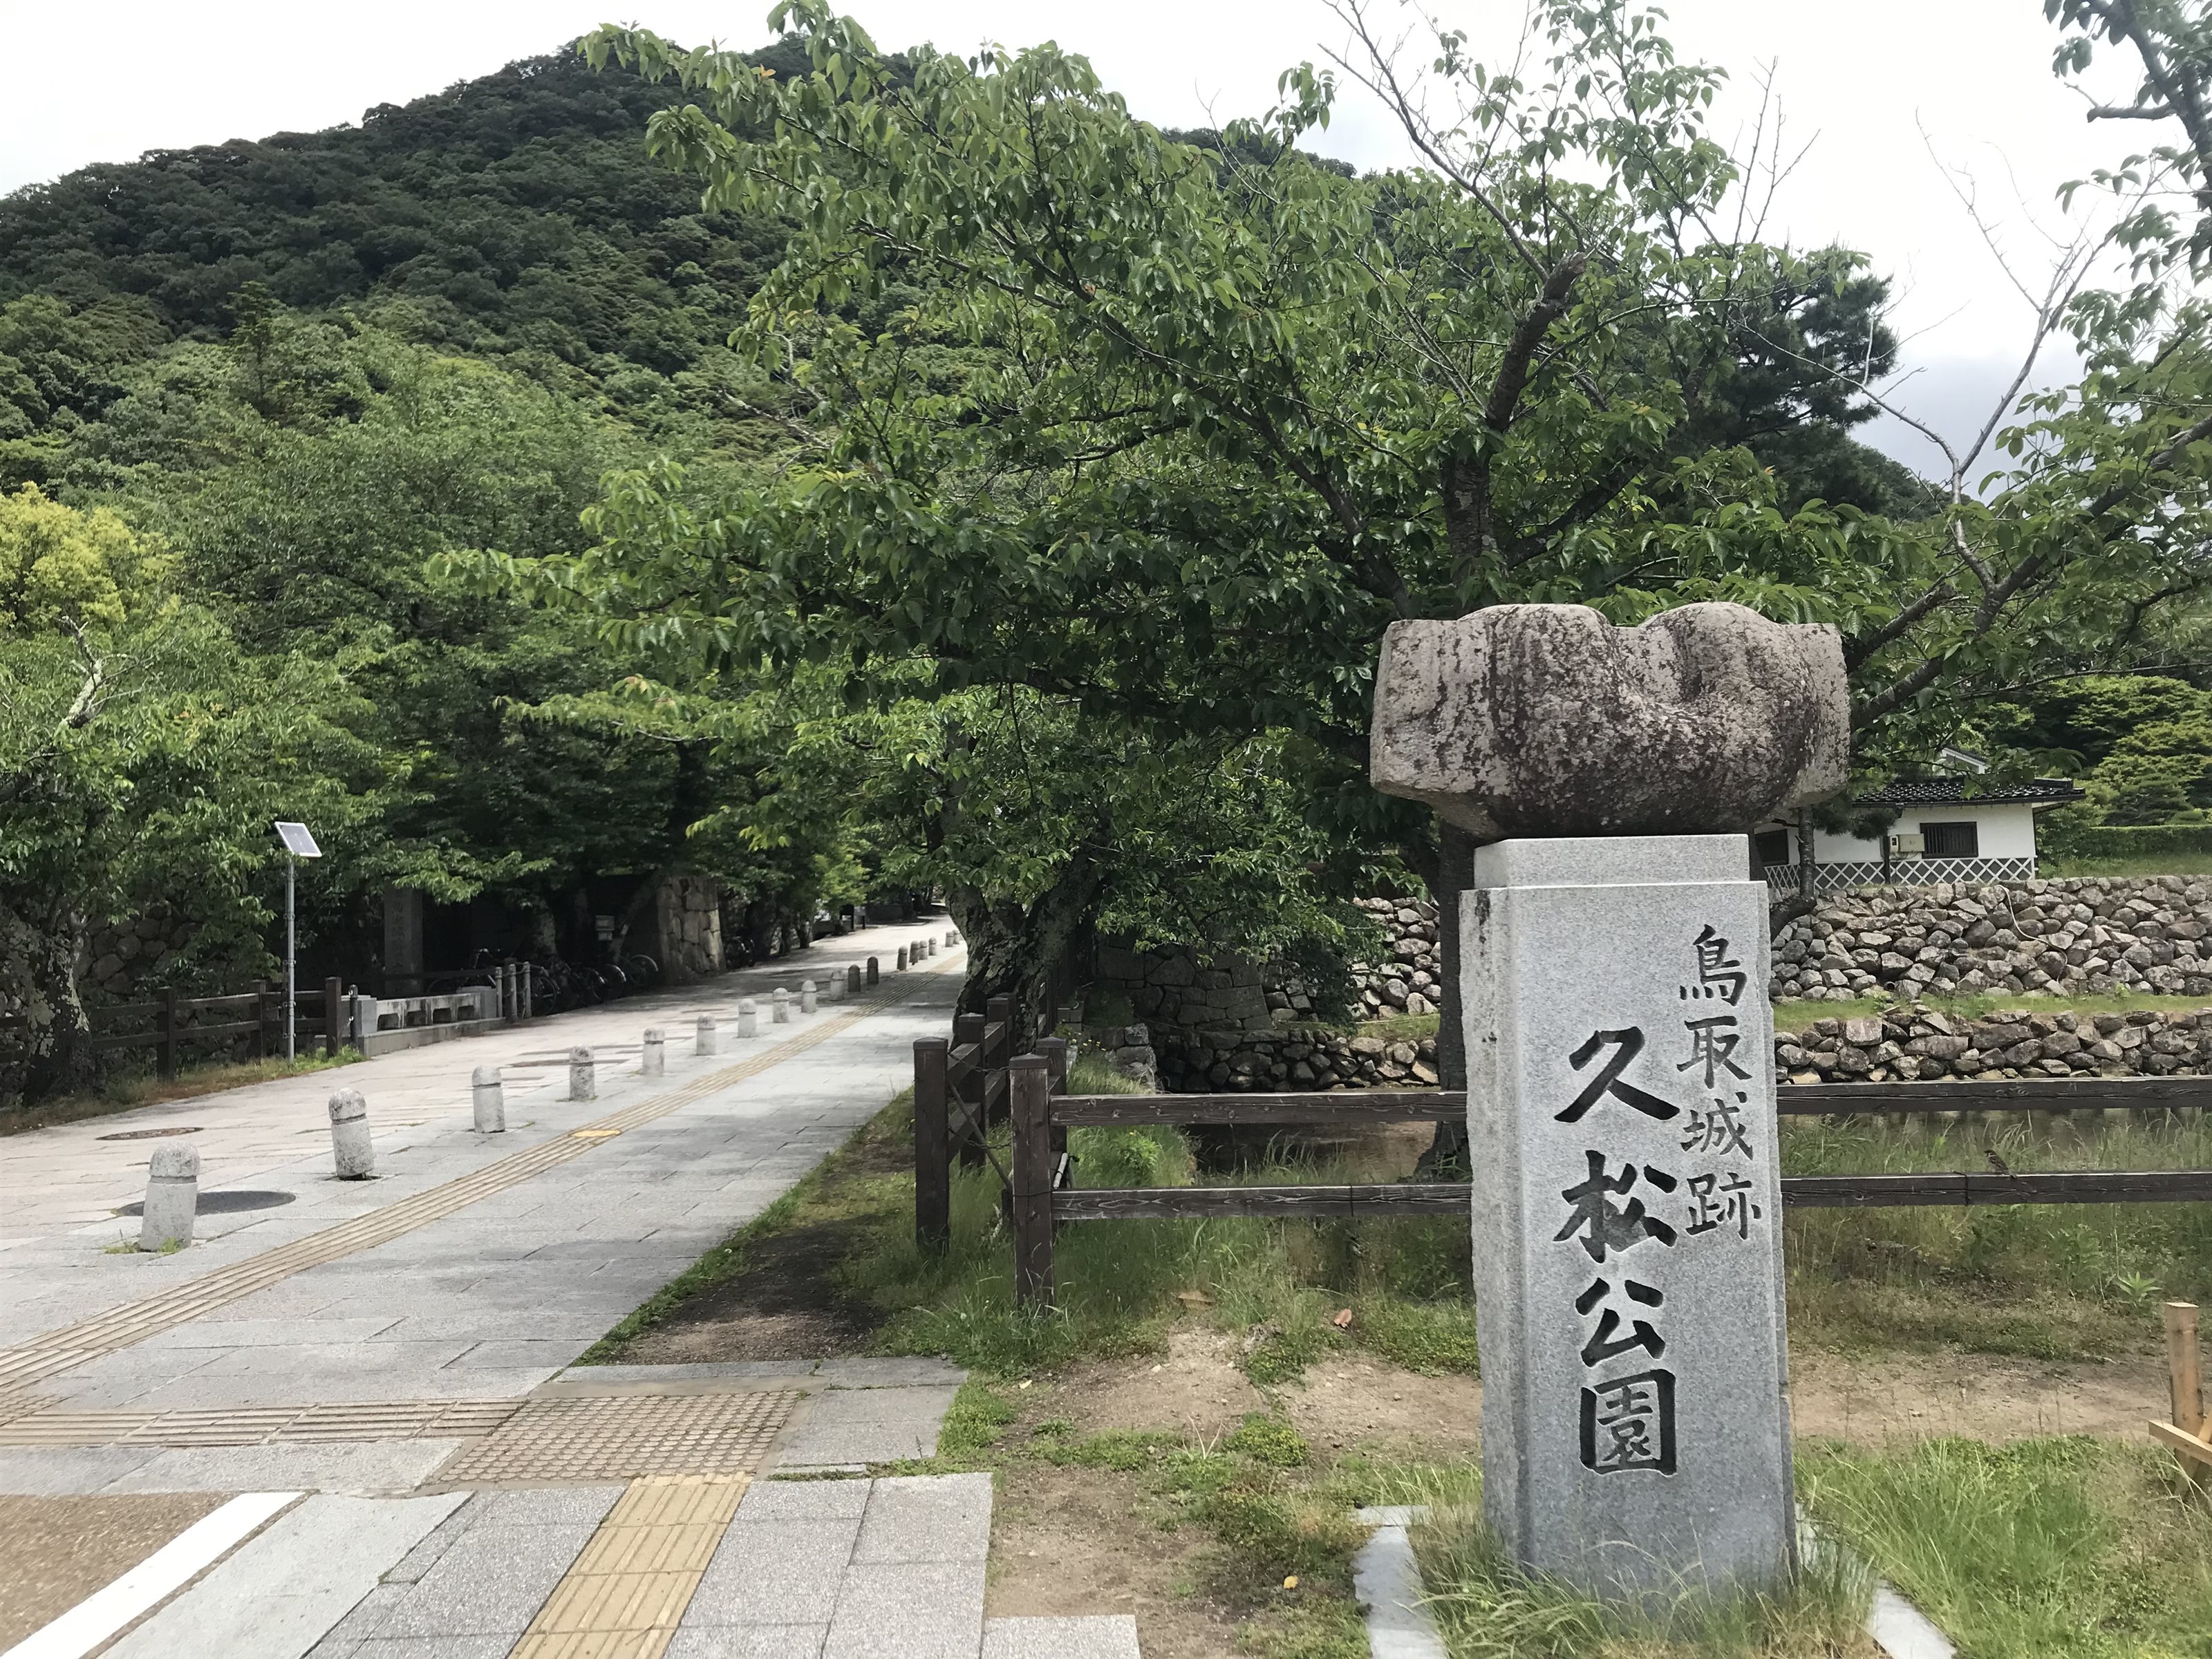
<box><xmin>1464</xmin><ymin>835</ymin><xmax>1794</xmax><ymax>1600</ymax></box>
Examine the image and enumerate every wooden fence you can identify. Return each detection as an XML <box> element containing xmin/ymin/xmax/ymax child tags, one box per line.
<box><xmin>912</xmin><ymin>1044</ymin><xmax>2212</xmax><ymax>1309</ymax></box>
<box><xmin>0</xmin><ymin>980</ymin><xmax>351</xmax><ymax>1078</ymax></box>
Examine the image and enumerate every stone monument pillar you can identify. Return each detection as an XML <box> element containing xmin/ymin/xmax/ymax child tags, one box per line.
<box><xmin>1371</xmin><ymin>601</ymin><xmax>1847</xmax><ymax>1601</ymax></box>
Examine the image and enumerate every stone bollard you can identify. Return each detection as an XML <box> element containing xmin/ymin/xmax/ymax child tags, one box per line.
<box><xmin>824</xmin><ymin>973</ymin><xmax>843</xmax><ymax>1004</ymax></box>
<box><xmin>641</xmin><ymin>1028</ymin><xmax>666</xmax><ymax>1076</ymax></box>
<box><xmin>926</xmin><ymin>937</ymin><xmax>937</xmax><ymax>958</ymax></box>
<box><xmin>848</xmin><ymin>964</ymin><xmax>863</xmax><ymax>995</ymax></box>
<box><xmin>471</xmin><ymin>1065</ymin><xmax>505</xmax><ymax>1134</ymax></box>
<box><xmin>328</xmin><ymin>1088</ymin><xmax>375</xmax><ymax>1179</ymax></box>
<box><xmin>773</xmin><ymin>988</ymin><xmax>791</xmax><ymax>1024</ymax></box>
<box><xmin>866</xmin><ymin>957</ymin><xmax>879</xmax><ymax>986</ymax></box>
<box><xmin>138</xmin><ymin>1142</ymin><xmax>198</xmax><ymax>1251</ymax></box>
<box><xmin>696</xmin><ymin>1015</ymin><xmax>718</xmax><ymax>1056</ymax></box>
<box><xmin>568</xmin><ymin>1047</ymin><xmax>597</xmax><ymax>1102</ymax></box>
<box><xmin>897</xmin><ymin>947</ymin><xmax>908</xmax><ymax>972</ymax></box>
<box><xmin>800</xmin><ymin>980</ymin><xmax>817</xmax><ymax>1013</ymax></box>
<box><xmin>946</xmin><ymin>929</ymin><xmax>957</xmax><ymax>948</ymax></box>
<box><xmin>737</xmin><ymin>999</ymin><xmax>758</xmax><ymax>1038</ymax></box>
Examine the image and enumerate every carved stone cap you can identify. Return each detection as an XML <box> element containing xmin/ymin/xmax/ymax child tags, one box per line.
<box><xmin>1369</xmin><ymin>601</ymin><xmax>1847</xmax><ymax>838</ymax></box>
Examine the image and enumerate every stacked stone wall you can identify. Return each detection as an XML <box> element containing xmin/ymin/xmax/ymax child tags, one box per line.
<box><xmin>1777</xmin><ymin>1002</ymin><xmax>2212</xmax><ymax>1083</ymax></box>
<box><xmin>1772</xmin><ymin>875</ymin><xmax>2212</xmax><ymax>1003</ymax></box>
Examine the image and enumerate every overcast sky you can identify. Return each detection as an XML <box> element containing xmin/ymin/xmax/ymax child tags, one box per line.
<box><xmin>0</xmin><ymin>1</ymin><xmax>2155</xmax><ymax>481</ymax></box>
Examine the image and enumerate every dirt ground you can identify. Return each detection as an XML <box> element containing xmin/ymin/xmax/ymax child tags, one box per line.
<box><xmin>0</xmin><ymin>1492</ymin><xmax>228</xmax><ymax>1647</ymax></box>
<box><xmin>1788</xmin><ymin>1344</ymin><xmax>2169</xmax><ymax>1443</ymax></box>
<box><xmin>975</xmin><ymin>1327</ymin><xmax>2175</xmax><ymax>1653</ymax></box>
<box><xmin>622</xmin><ymin>1219</ymin><xmax>879</xmax><ymax>1362</ymax></box>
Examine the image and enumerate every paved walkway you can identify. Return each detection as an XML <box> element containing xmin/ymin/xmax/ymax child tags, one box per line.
<box><xmin>0</xmin><ymin>921</ymin><xmax>1147</xmax><ymax>1656</ymax></box>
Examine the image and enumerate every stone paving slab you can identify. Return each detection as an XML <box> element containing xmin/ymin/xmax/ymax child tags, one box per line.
<box><xmin>5</xmin><ymin>969</ymin><xmax>957</xmax><ymax>1434</ymax></box>
<box><xmin>3</xmin><ymin>920</ymin><xmax>948</xmax><ymax>1243</ymax></box>
<box><xmin>983</xmin><ymin>1615</ymin><xmax>1143</xmax><ymax>1659</ymax></box>
<box><xmin>104</xmin><ymin>1490</ymin><xmax>464</xmax><ymax>1659</ymax></box>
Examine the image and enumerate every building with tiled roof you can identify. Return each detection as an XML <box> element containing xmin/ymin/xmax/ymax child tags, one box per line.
<box><xmin>1755</xmin><ymin>763</ymin><xmax>2085</xmax><ymax>897</ymax></box>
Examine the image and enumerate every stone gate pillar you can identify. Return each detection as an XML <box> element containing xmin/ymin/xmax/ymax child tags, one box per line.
<box><xmin>1371</xmin><ymin>601</ymin><xmax>1847</xmax><ymax>1601</ymax></box>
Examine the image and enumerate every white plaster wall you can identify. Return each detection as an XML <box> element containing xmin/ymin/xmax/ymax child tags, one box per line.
<box><xmin>1757</xmin><ymin>804</ymin><xmax>2045</xmax><ymax>865</ymax></box>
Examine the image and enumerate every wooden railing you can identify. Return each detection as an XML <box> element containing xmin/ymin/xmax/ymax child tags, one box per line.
<box><xmin>59</xmin><ymin>979</ymin><xmax>347</xmax><ymax>1078</ymax></box>
<box><xmin>933</xmin><ymin>1069</ymin><xmax>2212</xmax><ymax>1310</ymax></box>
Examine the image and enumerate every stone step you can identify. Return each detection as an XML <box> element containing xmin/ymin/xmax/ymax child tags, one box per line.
<box><xmin>984</xmin><ymin>1614</ymin><xmax>1143</xmax><ymax>1657</ymax></box>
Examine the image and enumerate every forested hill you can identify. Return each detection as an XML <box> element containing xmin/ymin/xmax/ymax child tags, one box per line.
<box><xmin>0</xmin><ymin>41</ymin><xmax>809</xmax><ymax>397</ymax></box>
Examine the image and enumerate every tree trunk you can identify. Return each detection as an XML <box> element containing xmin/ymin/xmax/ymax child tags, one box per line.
<box><xmin>1</xmin><ymin>892</ymin><xmax>100</xmax><ymax>1108</ymax></box>
<box><xmin>1404</xmin><ymin>818</ymin><xmax>1481</xmax><ymax>1177</ymax></box>
<box><xmin>944</xmin><ymin>846</ymin><xmax>1107</xmax><ymax>1053</ymax></box>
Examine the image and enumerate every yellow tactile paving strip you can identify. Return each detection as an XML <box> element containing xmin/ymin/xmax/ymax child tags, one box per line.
<box><xmin>510</xmin><ymin>1474</ymin><xmax>750</xmax><ymax>1659</ymax></box>
<box><xmin>430</xmin><ymin>1389</ymin><xmax>798</xmax><ymax>1486</ymax></box>
<box><xmin>0</xmin><ymin>965</ymin><xmax>955</xmax><ymax>1395</ymax></box>
<box><xmin>0</xmin><ymin>1397</ymin><xmax>521</xmax><ymax>1447</ymax></box>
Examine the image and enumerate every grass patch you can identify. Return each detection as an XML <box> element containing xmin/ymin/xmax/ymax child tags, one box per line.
<box><xmin>1780</xmin><ymin>1115</ymin><xmax>2212</xmax><ymax>1358</ymax></box>
<box><xmin>1</xmin><ymin>1048</ymin><xmax>365</xmax><ymax>1136</ymax></box>
<box><xmin>1772</xmin><ymin>986</ymin><xmax>2212</xmax><ymax>1033</ymax></box>
<box><xmin>1414</xmin><ymin>1490</ymin><xmax>1878</xmax><ymax>1658</ymax></box>
<box><xmin>2043</xmin><ymin>851</ymin><xmax>2212</xmax><ymax>878</ymax></box>
<box><xmin>1356</xmin><ymin>1012</ymin><xmax>1443</xmax><ymax>1043</ymax></box>
<box><xmin>1801</xmin><ymin>1436</ymin><xmax>2212</xmax><ymax>1656</ymax></box>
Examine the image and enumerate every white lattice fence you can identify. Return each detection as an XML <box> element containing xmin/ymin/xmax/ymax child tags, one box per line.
<box><xmin>1763</xmin><ymin>857</ymin><xmax>2038</xmax><ymax>899</ymax></box>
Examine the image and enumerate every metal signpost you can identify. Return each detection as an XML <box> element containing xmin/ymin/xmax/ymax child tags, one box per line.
<box><xmin>272</xmin><ymin>821</ymin><xmax>322</xmax><ymax>1061</ymax></box>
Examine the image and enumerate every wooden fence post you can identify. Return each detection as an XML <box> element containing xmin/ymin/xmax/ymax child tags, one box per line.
<box><xmin>323</xmin><ymin>978</ymin><xmax>342</xmax><ymax>1058</ymax></box>
<box><xmin>1038</xmin><ymin>1035</ymin><xmax>1071</xmax><ymax>1190</ymax></box>
<box><xmin>984</xmin><ymin>996</ymin><xmax>1013</xmax><ymax>1127</ymax></box>
<box><xmin>2167</xmin><ymin>1301</ymin><xmax>2205</xmax><ymax>1489</ymax></box>
<box><xmin>953</xmin><ymin>1012</ymin><xmax>987</xmax><ymax>1170</ymax></box>
<box><xmin>1010</xmin><ymin>1054</ymin><xmax>1054</xmax><ymax>1309</ymax></box>
<box><xmin>915</xmin><ymin>1038</ymin><xmax>952</xmax><ymax>1252</ymax></box>
<box><xmin>158</xmin><ymin>987</ymin><xmax>180</xmax><ymax>1081</ymax></box>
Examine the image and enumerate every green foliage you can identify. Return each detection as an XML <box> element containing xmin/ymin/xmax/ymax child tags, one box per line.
<box><xmin>1224</xmin><ymin>1413</ymin><xmax>1310</xmax><ymax>1470</ymax></box>
<box><xmin>561</xmin><ymin>1</ymin><xmax>1953</xmax><ymax>921</ymax></box>
<box><xmin>0</xmin><ymin>483</ymin><xmax>169</xmax><ymax>631</ymax></box>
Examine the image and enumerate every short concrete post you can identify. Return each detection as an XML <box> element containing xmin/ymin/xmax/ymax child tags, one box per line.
<box><xmin>641</xmin><ymin>1028</ymin><xmax>666</xmax><ymax>1076</ymax></box>
<box><xmin>824</xmin><ymin>974</ymin><xmax>843</xmax><ymax>1004</ymax></box>
<box><xmin>696</xmin><ymin>1015</ymin><xmax>718</xmax><ymax>1056</ymax></box>
<box><xmin>896</xmin><ymin>947</ymin><xmax>908</xmax><ymax>972</ymax></box>
<box><xmin>568</xmin><ymin>1047</ymin><xmax>597</xmax><ymax>1101</ymax></box>
<box><xmin>866</xmin><ymin>957</ymin><xmax>879</xmax><ymax>986</ymax></box>
<box><xmin>946</xmin><ymin>929</ymin><xmax>957</xmax><ymax>948</ymax></box>
<box><xmin>138</xmin><ymin>1142</ymin><xmax>198</xmax><ymax>1250</ymax></box>
<box><xmin>328</xmin><ymin>1088</ymin><xmax>375</xmax><ymax>1179</ymax></box>
<box><xmin>800</xmin><ymin>980</ymin><xmax>818</xmax><ymax>1013</ymax></box>
<box><xmin>772</xmin><ymin>988</ymin><xmax>791</xmax><ymax>1024</ymax></box>
<box><xmin>471</xmin><ymin>1065</ymin><xmax>505</xmax><ymax>1134</ymax></box>
<box><xmin>848</xmin><ymin>964</ymin><xmax>863</xmax><ymax>995</ymax></box>
<box><xmin>519</xmin><ymin>966</ymin><xmax>533</xmax><ymax>1022</ymax></box>
<box><xmin>737</xmin><ymin>999</ymin><xmax>758</xmax><ymax>1038</ymax></box>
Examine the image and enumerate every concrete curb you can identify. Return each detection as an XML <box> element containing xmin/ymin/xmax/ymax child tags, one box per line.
<box><xmin>1351</xmin><ymin>1506</ymin><xmax>1447</xmax><ymax>1659</ymax></box>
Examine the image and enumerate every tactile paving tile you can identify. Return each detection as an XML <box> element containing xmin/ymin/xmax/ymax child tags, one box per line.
<box><xmin>429</xmin><ymin>1390</ymin><xmax>800</xmax><ymax>1486</ymax></box>
<box><xmin>0</xmin><ymin>1397</ymin><xmax>521</xmax><ymax>1447</ymax></box>
<box><xmin>510</xmin><ymin>1474</ymin><xmax>749</xmax><ymax>1659</ymax></box>
<box><xmin>0</xmin><ymin>970</ymin><xmax>953</xmax><ymax>1394</ymax></box>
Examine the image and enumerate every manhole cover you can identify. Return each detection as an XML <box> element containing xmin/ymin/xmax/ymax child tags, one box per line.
<box><xmin>116</xmin><ymin>1189</ymin><xmax>297</xmax><ymax>1217</ymax></box>
<box><xmin>430</xmin><ymin>1389</ymin><xmax>800</xmax><ymax>1485</ymax></box>
<box><xmin>97</xmin><ymin>1126</ymin><xmax>204</xmax><ymax>1142</ymax></box>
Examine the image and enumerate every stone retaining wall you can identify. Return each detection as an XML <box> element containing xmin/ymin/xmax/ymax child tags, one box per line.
<box><xmin>1772</xmin><ymin>875</ymin><xmax>2212</xmax><ymax>1003</ymax></box>
<box><xmin>1091</xmin><ymin>1021</ymin><xmax>1443</xmax><ymax>1092</ymax></box>
<box><xmin>1096</xmin><ymin>897</ymin><xmax>1443</xmax><ymax>1038</ymax></box>
<box><xmin>1776</xmin><ymin>1001</ymin><xmax>2212</xmax><ymax>1083</ymax></box>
